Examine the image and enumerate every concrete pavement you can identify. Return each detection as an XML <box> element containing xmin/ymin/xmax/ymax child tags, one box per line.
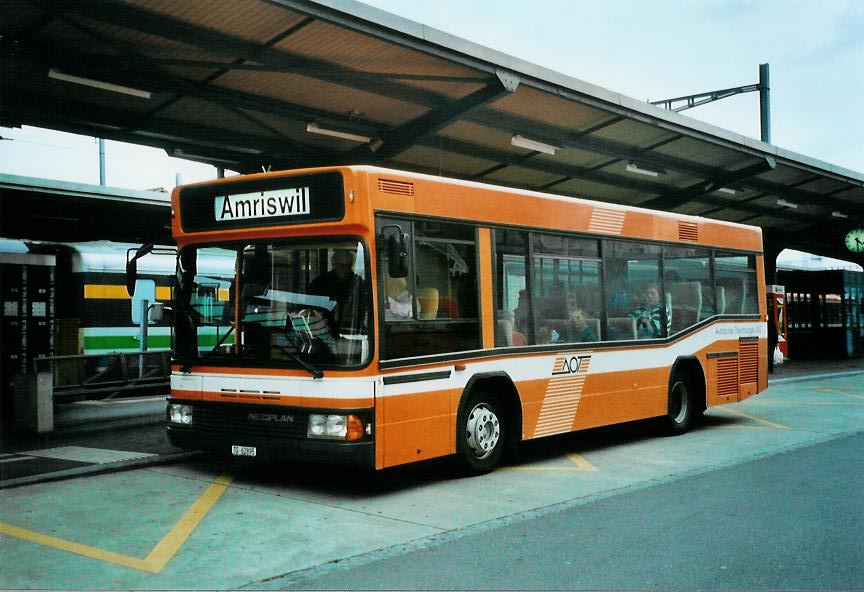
<box><xmin>0</xmin><ymin>366</ymin><xmax>862</xmax><ymax>588</ymax></box>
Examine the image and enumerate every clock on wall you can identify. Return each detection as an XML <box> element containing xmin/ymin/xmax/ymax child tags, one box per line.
<box><xmin>845</xmin><ymin>229</ymin><xmax>864</xmax><ymax>253</ymax></box>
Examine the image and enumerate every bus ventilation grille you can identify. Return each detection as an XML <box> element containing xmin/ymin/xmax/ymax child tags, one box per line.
<box><xmin>378</xmin><ymin>179</ymin><xmax>415</xmax><ymax>196</ymax></box>
<box><xmin>716</xmin><ymin>356</ymin><xmax>739</xmax><ymax>397</ymax></box>
<box><xmin>678</xmin><ymin>222</ymin><xmax>699</xmax><ymax>242</ymax></box>
<box><xmin>739</xmin><ymin>340</ymin><xmax>759</xmax><ymax>383</ymax></box>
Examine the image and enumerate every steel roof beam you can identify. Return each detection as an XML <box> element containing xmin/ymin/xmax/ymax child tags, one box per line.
<box><xmin>35</xmin><ymin>53</ymin><xmax>488</xmax><ymax>83</ymax></box>
<box><xmin>7</xmin><ymin>38</ymin><xmax>388</xmax><ymax>139</ymax></box>
<box><xmin>29</xmin><ymin>0</ymin><xmax>449</xmax><ymax>109</ymax></box>
<box><xmin>346</xmin><ymin>71</ymin><xmax>519</xmax><ymax>162</ymax></box>
<box><xmin>410</xmin><ymin>136</ymin><xmax>826</xmax><ymax>223</ymax></box>
<box><xmin>640</xmin><ymin>157</ymin><xmax>777</xmax><ymax>211</ymax></box>
<box><xmin>414</xmin><ymin>136</ymin><xmax>688</xmax><ymax>195</ymax></box>
<box><xmin>1</xmin><ymin>92</ymin><xmax>330</xmax><ymax>168</ymax></box>
<box><xmin>464</xmin><ymin>109</ymin><xmax>856</xmax><ymax>211</ymax></box>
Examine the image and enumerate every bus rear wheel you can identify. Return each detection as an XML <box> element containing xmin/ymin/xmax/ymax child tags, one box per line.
<box><xmin>458</xmin><ymin>392</ymin><xmax>504</xmax><ymax>474</ymax></box>
<box><xmin>665</xmin><ymin>374</ymin><xmax>695</xmax><ymax>435</ymax></box>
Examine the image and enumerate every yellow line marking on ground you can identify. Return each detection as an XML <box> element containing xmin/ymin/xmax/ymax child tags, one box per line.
<box><xmin>715</xmin><ymin>407</ymin><xmax>789</xmax><ymax>430</ymax></box>
<box><xmin>500</xmin><ymin>452</ymin><xmax>597</xmax><ymax>472</ymax></box>
<box><xmin>142</xmin><ymin>474</ymin><xmax>233</xmax><ymax>572</ymax></box>
<box><xmin>501</xmin><ymin>466</ymin><xmax>584</xmax><ymax>472</ymax></box>
<box><xmin>0</xmin><ymin>474</ymin><xmax>232</xmax><ymax>574</ymax></box>
<box><xmin>567</xmin><ymin>452</ymin><xmax>598</xmax><ymax>471</ymax></box>
<box><xmin>0</xmin><ymin>522</ymin><xmax>153</xmax><ymax>572</ymax></box>
<box><xmin>814</xmin><ymin>387</ymin><xmax>864</xmax><ymax>400</ymax></box>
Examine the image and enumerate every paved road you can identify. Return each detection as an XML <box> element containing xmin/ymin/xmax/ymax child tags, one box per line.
<box><xmin>275</xmin><ymin>430</ymin><xmax>864</xmax><ymax>590</ymax></box>
<box><xmin>3</xmin><ymin>373</ymin><xmax>863</xmax><ymax>589</ymax></box>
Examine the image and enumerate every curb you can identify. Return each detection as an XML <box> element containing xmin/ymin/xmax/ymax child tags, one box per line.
<box><xmin>768</xmin><ymin>368</ymin><xmax>864</xmax><ymax>385</ymax></box>
<box><xmin>0</xmin><ymin>450</ymin><xmax>204</xmax><ymax>490</ymax></box>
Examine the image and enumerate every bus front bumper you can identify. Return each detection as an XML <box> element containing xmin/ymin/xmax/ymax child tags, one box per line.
<box><xmin>166</xmin><ymin>400</ymin><xmax>374</xmax><ymax>467</ymax></box>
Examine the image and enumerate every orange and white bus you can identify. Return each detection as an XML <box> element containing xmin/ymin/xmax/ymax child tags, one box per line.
<box><xmin>143</xmin><ymin>165</ymin><xmax>766</xmax><ymax>473</ymax></box>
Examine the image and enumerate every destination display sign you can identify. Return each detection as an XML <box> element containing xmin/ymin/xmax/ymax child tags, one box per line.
<box><xmin>179</xmin><ymin>172</ymin><xmax>345</xmax><ymax>232</ymax></box>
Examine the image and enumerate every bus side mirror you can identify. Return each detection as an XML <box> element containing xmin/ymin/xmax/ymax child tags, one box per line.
<box><xmin>386</xmin><ymin>232</ymin><xmax>409</xmax><ymax>278</ymax></box>
<box><xmin>126</xmin><ymin>243</ymin><xmax>154</xmax><ymax>297</ymax></box>
<box><xmin>126</xmin><ymin>259</ymin><xmax>138</xmax><ymax>297</ymax></box>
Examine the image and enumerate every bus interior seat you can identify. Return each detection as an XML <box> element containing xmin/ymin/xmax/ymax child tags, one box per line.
<box><xmin>608</xmin><ymin>316</ymin><xmax>637</xmax><ymax>340</ymax></box>
<box><xmin>717</xmin><ymin>279</ymin><xmax>745</xmax><ymax>314</ymax></box>
<box><xmin>715</xmin><ymin>286</ymin><xmax>726</xmax><ymax>315</ymax></box>
<box><xmin>544</xmin><ymin>317</ymin><xmax>601</xmax><ymax>343</ymax></box>
<box><xmin>698</xmin><ymin>284</ymin><xmax>718</xmax><ymax>320</ymax></box>
<box><xmin>669</xmin><ymin>281</ymin><xmax>701</xmax><ymax>333</ymax></box>
<box><xmin>495</xmin><ymin>318</ymin><xmax>514</xmax><ymax>347</ymax></box>
<box><xmin>586</xmin><ymin>317</ymin><xmax>601</xmax><ymax>341</ymax></box>
<box><xmin>438</xmin><ymin>297</ymin><xmax>459</xmax><ymax>319</ymax></box>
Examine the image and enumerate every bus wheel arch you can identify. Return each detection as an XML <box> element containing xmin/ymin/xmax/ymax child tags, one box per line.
<box><xmin>455</xmin><ymin>373</ymin><xmax>522</xmax><ymax>474</ymax></box>
<box><xmin>665</xmin><ymin>357</ymin><xmax>706</xmax><ymax>434</ymax></box>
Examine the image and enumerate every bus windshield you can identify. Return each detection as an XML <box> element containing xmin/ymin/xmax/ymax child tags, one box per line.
<box><xmin>175</xmin><ymin>239</ymin><xmax>371</xmax><ymax>370</ymax></box>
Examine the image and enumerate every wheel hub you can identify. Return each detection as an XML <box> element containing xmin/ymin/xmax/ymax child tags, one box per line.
<box><xmin>465</xmin><ymin>403</ymin><xmax>500</xmax><ymax>459</ymax></box>
<box><xmin>671</xmin><ymin>382</ymin><xmax>689</xmax><ymax>424</ymax></box>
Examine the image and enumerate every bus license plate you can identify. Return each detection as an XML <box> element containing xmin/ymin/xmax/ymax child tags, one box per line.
<box><xmin>231</xmin><ymin>445</ymin><xmax>256</xmax><ymax>457</ymax></box>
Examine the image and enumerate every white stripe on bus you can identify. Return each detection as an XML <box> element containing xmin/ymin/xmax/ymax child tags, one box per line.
<box><xmin>169</xmin><ymin>321</ymin><xmax>764</xmax><ymax>400</ymax></box>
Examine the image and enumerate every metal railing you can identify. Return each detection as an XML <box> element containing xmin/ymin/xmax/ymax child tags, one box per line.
<box><xmin>32</xmin><ymin>351</ymin><xmax>171</xmax><ymax>403</ymax></box>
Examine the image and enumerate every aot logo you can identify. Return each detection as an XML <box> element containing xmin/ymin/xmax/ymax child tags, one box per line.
<box><xmin>551</xmin><ymin>354</ymin><xmax>592</xmax><ymax>376</ymax></box>
<box><xmin>214</xmin><ymin>187</ymin><xmax>311</xmax><ymax>222</ymax></box>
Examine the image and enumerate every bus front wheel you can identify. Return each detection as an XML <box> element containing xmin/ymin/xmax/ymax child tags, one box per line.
<box><xmin>457</xmin><ymin>392</ymin><xmax>504</xmax><ymax>474</ymax></box>
<box><xmin>665</xmin><ymin>374</ymin><xmax>695</xmax><ymax>435</ymax></box>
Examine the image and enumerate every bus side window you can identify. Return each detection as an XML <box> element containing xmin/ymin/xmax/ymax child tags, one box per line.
<box><xmin>664</xmin><ymin>246</ymin><xmax>712</xmax><ymax>332</ymax></box>
<box><xmin>378</xmin><ymin>218</ymin><xmax>480</xmax><ymax>359</ymax></box>
<box><xmin>715</xmin><ymin>253</ymin><xmax>758</xmax><ymax>315</ymax></box>
<box><xmin>603</xmin><ymin>240</ymin><xmax>663</xmax><ymax>340</ymax></box>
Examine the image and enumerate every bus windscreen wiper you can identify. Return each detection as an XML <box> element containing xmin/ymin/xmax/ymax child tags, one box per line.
<box><xmin>209</xmin><ymin>325</ymin><xmax>235</xmax><ymax>353</ymax></box>
<box><xmin>277</xmin><ymin>345</ymin><xmax>324</xmax><ymax>379</ymax></box>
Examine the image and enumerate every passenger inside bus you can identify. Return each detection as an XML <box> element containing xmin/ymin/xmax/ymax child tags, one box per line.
<box><xmin>310</xmin><ymin>249</ymin><xmax>363</xmax><ymax>331</ymax></box>
<box><xmin>630</xmin><ymin>284</ymin><xmax>670</xmax><ymax>339</ymax></box>
<box><xmin>539</xmin><ymin>291</ymin><xmax>598</xmax><ymax>344</ymax></box>
<box><xmin>514</xmin><ymin>289</ymin><xmax>530</xmax><ymax>335</ymax></box>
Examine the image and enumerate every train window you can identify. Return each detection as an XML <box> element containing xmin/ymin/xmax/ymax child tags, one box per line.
<box><xmin>131</xmin><ymin>279</ymin><xmax>156</xmax><ymax>324</ymax></box>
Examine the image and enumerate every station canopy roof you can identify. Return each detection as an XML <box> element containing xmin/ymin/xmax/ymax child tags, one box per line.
<box><xmin>2</xmin><ymin>0</ymin><xmax>862</xmax><ymax>260</ymax></box>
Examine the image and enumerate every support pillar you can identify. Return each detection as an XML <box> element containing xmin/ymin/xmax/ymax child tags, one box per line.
<box><xmin>762</xmin><ymin>234</ymin><xmax>783</xmax><ymax>286</ymax></box>
<box><xmin>759</xmin><ymin>63</ymin><xmax>771</xmax><ymax>144</ymax></box>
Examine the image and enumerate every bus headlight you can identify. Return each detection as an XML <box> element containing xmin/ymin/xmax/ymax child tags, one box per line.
<box><xmin>168</xmin><ymin>404</ymin><xmax>193</xmax><ymax>425</ymax></box>
<box><xmin>307</xmin><ymin>414</ymin><xmax>366</xmax><ymax>441</ymax></box>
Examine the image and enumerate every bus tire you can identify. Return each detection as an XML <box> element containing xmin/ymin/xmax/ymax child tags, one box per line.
<box><xmin>457</xmin><ymin>391</ymin><xmax>505</xmax><ymax>475</ymax></box>
<box><xmin>665</xmin><ymin>373</ymin><xmax>695</xmax><ymax>435</ymax></box>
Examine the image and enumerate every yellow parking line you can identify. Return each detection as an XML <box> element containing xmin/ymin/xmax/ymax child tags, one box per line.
<box><xmin>500</xmin><ymin>452</ymin><xmax>597</xmax><ymax>472</ymax></box>
<box><xmin>502</xmin><ymin>466</ymin><xmax>584</xmax><ymax>472</ymax></box>
<box><xmin>0</xmin><ymin>474</ymin><xmax>232</xmax><ymax>573</ymax></box>
<box><xmin>0</xmin><ymin>522</ymin><xmax>153</xmax><ymax>572</ymax></box>
<box><xmin>716</xmin><ymin>407</ymin><xmax>789</xmax><ymax>430</ymax></box>
<box><xmin>143</xmin><ymin>474</ymin><xmax>233</xmax><ymax>571</ymax></box>
<box><xmin>814</xmin><ymin>387</ymin><xmax>864</xmax><ymax>400</ymax></box>
<box><xmin>567</xmin><ymin>453</ymin><xmax>598</xmax><ymax>471</ymax></box>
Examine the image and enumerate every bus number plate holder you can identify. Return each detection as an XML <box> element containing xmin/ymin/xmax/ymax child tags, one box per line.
<box><xmin>231</xmin><ymin>445</ymin><xmax>257</xmax><ymax>457</ymax></box>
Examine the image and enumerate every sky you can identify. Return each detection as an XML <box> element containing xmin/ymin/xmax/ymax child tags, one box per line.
<box><xmin>359</xmin><ymin>0</ymin><xmax>863</xmax><ymax>173</ymax></box>
<box><xmin>0</xmin><ymin>0</ymin><xmax>861</xmax><ymax>266</ymax></box>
